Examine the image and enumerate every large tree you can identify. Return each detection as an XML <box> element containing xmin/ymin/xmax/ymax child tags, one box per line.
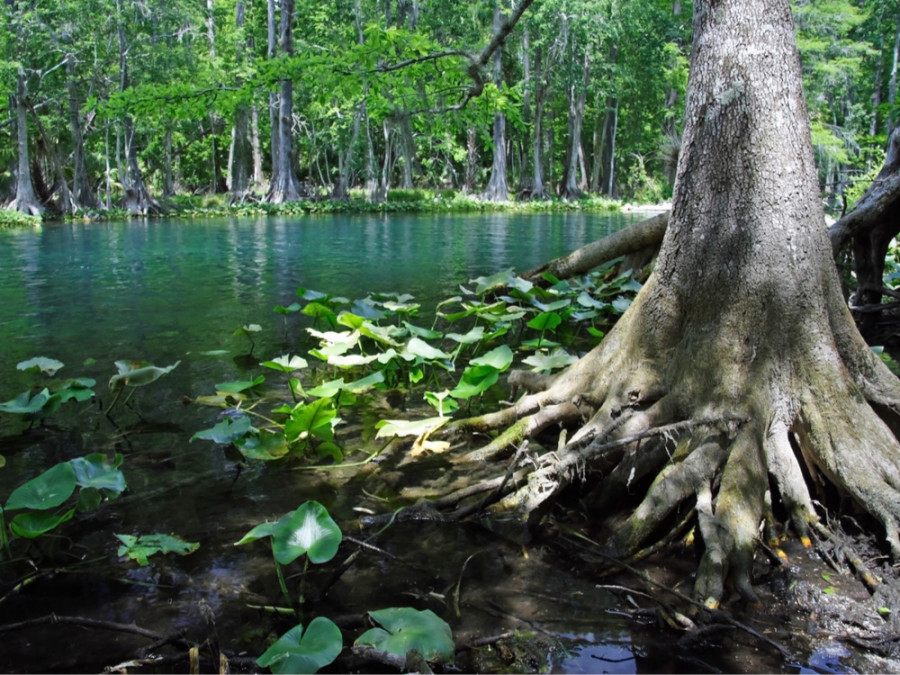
<box><xmin>446</xmin><ymin>0</ymin><xmax>900</xmax><ymax>606</ymax></box>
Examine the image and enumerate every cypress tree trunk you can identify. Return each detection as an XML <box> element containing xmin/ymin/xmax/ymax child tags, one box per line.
<box><xmin>441</xmin><ymin>0</ymin><xmax>900</xmax><ymax>609</ymax></box>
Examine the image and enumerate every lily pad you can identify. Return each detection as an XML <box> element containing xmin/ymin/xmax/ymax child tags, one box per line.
<box><xmin>257</xmin><ymin>617</ymin><xmax>343</xmax><ymax>674</ymax></box>
<box><xmin>6</xmin><ymin>462</ymin><xmax>78</xmax><ymax>511</ymax></box>
<box><xmin>355</xmin><ymin>607</ymin><xmax>453</xmax><ymax>664</ymax></box>
<box><xmin>17</xmin><ymin>357</ymin><xmax>64</xmax><ymax>376</ymax></box>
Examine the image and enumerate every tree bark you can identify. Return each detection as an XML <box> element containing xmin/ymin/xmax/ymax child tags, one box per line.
<box><xmin>267</xmin><ymin>0</ymin><xmax>304</xmax><ymax>204</ymax></box>
<box><xmin>442</xmin><ymin>0</ymin><xmax>900</xmax><ymax>609</ymax></box>
<box><xmin>229</xmin><ymin>0</ymin><xmax>252</xmax><ymax>204</ymax></box>
<box><xmin>9</xmin><ymin>68</ymin><xmax>42</xmax><ymax>216</ymax></box>
<box><xmin>559</xmin><ymin>50</ymin><xmax>589</xmax><ymax>199</ymax></box>
<box><xmin>66</xmin><ymin>54</ymin><xmax>99</xmax><ymax>210</ymax></box>
<box><xmin>115</xmin><ymin>0</ymin><xmax>157</xmax><ymax>215</ymax></box>
<box><xmin>482</xmin><ymin>4</ymin><xmax>509</xmax><ymax>202</ymax></box>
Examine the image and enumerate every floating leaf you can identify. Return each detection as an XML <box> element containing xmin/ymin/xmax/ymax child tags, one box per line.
<box><xmin>355</xmin><ymin>607</ymin><xmax>454</xmax><ymax>664</ymax></box>
<box><xmin>70</xmin><ymin>453</ymin><xmax>126</xmax><ymax>495</ymax></box>
<box><xmin>257</xmin><ymin>617</ymin><xmax>343</xmax><ymax>674</ymax></box>
<box><xmin>17</xmin><ymin>357</ymin><xmax>64</xmax><ymax>376</ymax></box>
<box><xmin>10</xmin><ymin>509</ymin><xmax>76</xmax><ymax>538</ymax></box>
<box><xmin>6</xmin><ymin>462</ymin><xmax>78</xmax><ymax>511</ymax></box>
<box><xmin>115</xmin><ymin>533</ymin><xmax>199</xmax><ymax>566</ymax></box>
<box><xmin>404</xmin><ymin>337</ymin><xmax>450</xmax><ymax>361</ymax></box>
<box><xmin>215</xmin><ymin>375</ymin><xmax>265</xmax><ymax>393</ymax></box>
<box><xmin>0</xmin><ymin>389</ymin><xmax>51</xmax><ymax>414</ymax></box>
<box><xmin>236</xmin><ymin>429</ymin><xmax>291</xmax><ymax>461</ymax></box>
<box><xmin>190</xmin><ymin>416</ymin><xmax>253</xmax><ymax>444</ymax></box>
<box><xmin>109</xmin><ymin>361</ymin><xmax>180</xmax><ymax>390</ymax></box>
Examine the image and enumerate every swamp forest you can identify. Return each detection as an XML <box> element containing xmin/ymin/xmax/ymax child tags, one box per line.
<box><xmin>5</xmin><ymin>0</ymin><xmax>900</xmax><ymax>673</ymax></box>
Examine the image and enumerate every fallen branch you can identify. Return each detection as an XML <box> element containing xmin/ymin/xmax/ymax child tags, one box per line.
<box><xmin>522</xmin><ymin>211</ymin><xmax>668</xmax><ymax>283</ymax></box>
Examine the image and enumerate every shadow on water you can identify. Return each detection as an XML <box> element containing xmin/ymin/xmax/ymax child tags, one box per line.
<box><xmin>0</xmin><ymin>212</ymin><xmax>840</xmax><ymax>673</ymax></box>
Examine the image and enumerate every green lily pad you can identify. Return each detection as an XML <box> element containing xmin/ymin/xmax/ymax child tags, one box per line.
<box><xmin>10</xmin><ymin>509</ymin><xmax>76</xmax><ymax>538</ymax></box>
<box><xmin>257</xmin><ymin>617</ymin><xmax>343</xmax><ymax>674</ymax></box>
<box><xmin>17</xmin><ymin>357</ymin><xmax>64</xmax><ymax>376</ymax></box>
<box><xmin>6</xmin><ymin>461</ymin><xmax>78</xmax><ymax>511</ymax></box>
<box><xmin>355</xmin><ymin>607</ymin><xmax>453</xmax><ymax>664</ymax></box>
<box><xmin>190</xmin><ymin>416</ymin><xmax>253</xmax><ymax>444</ymax></box>
<box><xmin>0</xmin><ymin>389</ymin><xmax>51</xmax><ymax>414</ymax></box>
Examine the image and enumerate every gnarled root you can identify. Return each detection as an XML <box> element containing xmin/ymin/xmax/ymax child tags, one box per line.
<box><xmin>428</xmin><ymin>317</ymin><xmax>900</xmax><ymax>608</ymax></box>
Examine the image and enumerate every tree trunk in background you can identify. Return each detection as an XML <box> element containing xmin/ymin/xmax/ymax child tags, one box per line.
<box><xmin>482</xmin><ymin>4</ymin><xmax>509</xmax><ymax>202</ymax></box>
<box><xmin>464</xmin><ymin>126</ymin><xmax>478</xmax><ymax>194</ymax></box>
<box><xmin>267</xmin><ymin>0</ymin><xmax>280</xmax><ymax>190</ymax></box>
<box><xmin>888</xmin><ymin>11</ymin><xmax>900</xmax><ymax>133</ymax></box>
<box><xmin>560</xmin><ymin>50</ymin><xmax>589</xmax><ymax>199</ymax></box>
<box><xmin>229</xmin><ymin>0</ymin><xmax>252</xmax><ymax>203</ymax></box>
<box><xmin>116</xmin><ymin>0</ymin><xmax>157</xmax><ymax>215</ymax></box>
<box><xmin>9</xmin><ymin>69</ymin><xmax>42</xmax><ymax>216</ymax></box>
<box><xmin>163</xmin><ymin>127</ymin><xmax>176</xmax><ymax>197</ymax></box>
<box><xmin>397</xmin><ymin>112</ymin><xmax>416</xmax><ymax>189</ymax></box>
<box><xmin>530</xmin><ymin>45</ymin><xmax>549</xmax><ymax>199</ymax></box>
<box><xmin>268</xmin><ymin>0</ymin><xmax>304</xmax><ymax>203</ymax></box>
<box><xmin>66</xmin><ymin>54</ymin><xmax>98</xmax><ymax>210</ymax></box>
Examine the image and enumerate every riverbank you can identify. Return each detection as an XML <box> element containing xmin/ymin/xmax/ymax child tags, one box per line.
<box><xmin>1</xmin><ymin>190</ymin><xmax>624</xmax><ymax>227</ymax></box>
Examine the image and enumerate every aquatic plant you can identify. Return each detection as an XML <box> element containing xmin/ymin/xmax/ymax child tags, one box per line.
<box><xmin>1</xmin><ymin>453</ymin><xmax>126</xmax><ymax>552</ymax></box>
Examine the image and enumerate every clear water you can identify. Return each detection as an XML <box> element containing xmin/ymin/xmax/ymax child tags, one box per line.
<box><xmin>0</xmin><ymin>211</ymin><xmax>641</xmax><ymax>395</ymax></box>
<box><xmin>0</xmin><ymin>210</ymin><xmax>796</xmax><ymax>674</ymax></box>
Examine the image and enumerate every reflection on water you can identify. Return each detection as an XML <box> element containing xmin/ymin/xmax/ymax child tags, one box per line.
<box><xmin>2</xmin><ymin>211</ymin><xmax>722</xmax><ymax>673</ymax></box>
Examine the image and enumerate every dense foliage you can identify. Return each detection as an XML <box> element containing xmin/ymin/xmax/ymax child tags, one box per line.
<box><xmin>0</xmin><ymin>0</ymin><xmax>894</xmax><ymax>218</ymax></box>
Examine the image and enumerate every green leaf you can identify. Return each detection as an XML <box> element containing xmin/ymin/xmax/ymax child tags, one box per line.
<box><xmin>527</xmin><ymin>312</ymin><xmax>562</xmax><ymax>332</ymax></box>
<box><xmin>449</xmin><ymin>367</ymin><xmax>500</xmax><ymax>399</ymax></box>
<box><xmin>469</xmin><ymin>345</ymin><xmax>514</xmax><ymax>372</ymax></box>
<box><xmin>445</xmin><ymin>326</ymin><xmax>485</xmax><ymax>345</ymax></box>
<box><xmin>69</xmin><ymin>453</ymin><xmax>127</xmax><ymax>495</ymax></box>
<box><xmin>306</xmin><ymin>379</ymin><xmax>345</xmax><ymax>399</ymax></box>
<box><xmin>271</xmin><ymin>501</ymin><xmax>343</xmax><ymax>565</ymax></box>
<box><xmin>236</xmin><ymin>429</ymin><xmax>291</xmax><ymax>461</ymax></box>
<box><xmin>424</xmin><ymin>391</ymin><xmax>459</xmax><ymax>417</ymax></box>
<box><xmin>0</xmin><ymin>389</ymin><xmax>51</xmax><ymax>414</ymax></box>
<box><xmin>257</xmin><ymin>617</ymin><xmax>343</xmax><ymax>674</ymax></box>
<box><xmin>262</xmin><ymin>354</ymin><xmax>309</xmax><ymax>372</ymax></box>
<box><xmin>215</xmin><ymin>375</ymin><xmax>265</xmax><ymax>393</ymax></box>
<box><xmin>355</xmin><ymin>607</ymin><xmax>453</xmax><ymax>664</ymax></box>
<box><xmin>285</xmin><ymin>398</ymin><xmax>339</xmax><ymax>444</ymax></box>
<box><xmin>190</xmin><ymin>416</ymin><xmax>253</xmax><ymax>444</ymax></box>
<box><xmin>234</xmin><ymin>520</ymin><xmax>279</xmax><ymax>546</ymax></box>
<box><xmin>10</xmin><ymin>509</ymin><xmax>76</xmax><ymax>538</ymax></box>
<box><xmin>109</xmin><ymin>361</ymin><xmax>180</xmax><ymax>390</ymax></box>
<box><xmin>402</xmin><ymin>321</ymin><xmax>443</xmax><ymax>340</ymax></box>
<box><xmin>404</xmin><ymin>337</ymin><xmax>450</xmax><ymax>361</ymax></box>
<box><xmin>115</xmin><ymin>533</ymin><xmax>199</xmax><ymax>566</ymax></box>
<box><xmin>521</xmin><ymin>349</ymin><xmax>578</xmax><ymax>373</ymax></box>
<box><xmin>375</xmin><ymin>417</ymin><xmax>446</xmax><ymax>439</ymax></box>
<box><xmin>6</xmin><ymin>462</ymin><xmax>78</xmax><ymax>510</ymax></box>
<box><xmin>17</xmin><ymin>357</ymin><xmax>64</xmax><ymax>376</ymax></box>
<box><xmin>344</xmin><ymin>371</ymin><xmax>386</xmax><ymax>393</ymax></box>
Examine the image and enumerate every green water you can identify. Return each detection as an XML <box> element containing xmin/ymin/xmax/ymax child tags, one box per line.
<box><xmin>0</xmin><ymin>211</ymin><xmax>641</xmax><ymax>396</ymax></box>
